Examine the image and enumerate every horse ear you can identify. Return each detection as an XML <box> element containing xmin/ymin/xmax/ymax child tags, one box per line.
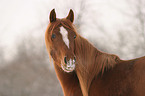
<box><xmin>49</xmin><ymin>9</ymin><xmax>56</xmax><ymax>22</ymax></box>
<box><xmin>66</xmin><ymin>9</ymin><xmax>74</xmax><ymax>23</ymax></box>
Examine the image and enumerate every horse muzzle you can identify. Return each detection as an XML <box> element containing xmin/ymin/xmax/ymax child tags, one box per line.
<box><xmin>61</xmin><ymin>56</ymin><xmax>76</xmax><ymax>72</ymax></box>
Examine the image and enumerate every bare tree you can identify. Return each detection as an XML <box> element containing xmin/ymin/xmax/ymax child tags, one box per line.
<box><xmin>74</xmin><ymin>0</ymin><xmax>87</xmax><ymax>33</ymax></box>
<box><xmin>110</xmin><ymin>0</ymin><xmax>145</xmax><ymax>59</ymax></box>
<box><xmin>0</xmin><ymin>46</ymin><xmax>4</xmax><ymax>65</ymax></box>
<box><xmin>126</xmin><ymin>0</ymin><xmax>145</xmax><ymax>47</ymax></box>
<box><xmin>0</xmin><ymin>34</ymin><xmax>63</xmax><ymax>96</ymax></box>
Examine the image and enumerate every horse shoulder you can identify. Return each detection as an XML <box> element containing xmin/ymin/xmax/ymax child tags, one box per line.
<box><xmin>131</xmin><ymin>56</ymin><xmax>145</xmax><ymax>96</ymax></box>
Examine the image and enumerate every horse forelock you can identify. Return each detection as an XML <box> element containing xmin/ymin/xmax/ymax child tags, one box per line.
<box><xmin>48</xmin><ymin>19</ymin><xmax>76</xmax><ymax>34</ymax></box>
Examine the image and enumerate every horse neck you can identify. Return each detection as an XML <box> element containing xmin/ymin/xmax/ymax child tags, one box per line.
<box><xmin>74</xmin><ymin>36</ymin><xmax>120</xmax><ymax>96</ymax></box>
<box><xmin>53</xmin><ymin>62</ymin><xmax>82</xmax><ymax>96</ymax></box>
<box><xmin>74</xmin><ymin>36</ymin><xmax>99</xmax><ymax>96</ymax></box>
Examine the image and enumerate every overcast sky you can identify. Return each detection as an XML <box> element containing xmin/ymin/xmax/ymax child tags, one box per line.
<box><xmin>0</xmin><ymin>0</ymin><xmax>129</xmax><ymax>45</ymax></box>
<box><xmin>1</xmin><ymin>0</ymin><xmax>142</xmax><ymax>60</ymax></box>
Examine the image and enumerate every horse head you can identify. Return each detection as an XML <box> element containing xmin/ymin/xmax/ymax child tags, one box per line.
<box><xmin>45</xmin><ymin>9</ymin><xmax>77</xmax><ymax>73</ymax></box>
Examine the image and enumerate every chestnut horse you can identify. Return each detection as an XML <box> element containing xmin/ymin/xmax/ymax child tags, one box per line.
<box><xmin>45</xmin><ymin>9</ymin><xmax>145</xmax><ymax>96</ymax></box>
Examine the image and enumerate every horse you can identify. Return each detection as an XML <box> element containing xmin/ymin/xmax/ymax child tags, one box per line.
<box><xmin>45</xmin><ymin>9</ymin><xmax>145</xmax><ymax>96</ymax></box>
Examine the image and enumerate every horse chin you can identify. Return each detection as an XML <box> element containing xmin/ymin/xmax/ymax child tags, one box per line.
<box><xmin>61</xmin><ymin>62</ymin><xmax>75</xmax><ymax>73</ymax></box>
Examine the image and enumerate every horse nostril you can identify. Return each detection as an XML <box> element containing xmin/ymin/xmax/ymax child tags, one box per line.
<box><xmin>73</xmin><ymin>57</ymin><xmax>76</xmax><ymax>63</ymax></box>
<box><xmin>64</xmin><ymin>57</ymin><xmax>67</xmax><ymax>64</ymax></box>
<box><xmin>74</xmin><ymin>57</ymin><xmax>76</xmax><ymax>61</ymax></box>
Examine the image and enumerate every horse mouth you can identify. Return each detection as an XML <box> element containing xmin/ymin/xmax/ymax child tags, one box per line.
<box><xmin>61</xmin><ymin>59</ymin><xmax>76</xmax><ymax>73</ymax></box>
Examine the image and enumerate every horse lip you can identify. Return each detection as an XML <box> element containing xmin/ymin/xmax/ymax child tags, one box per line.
<box><xmin>61</xmin><ymin>64</ymin><xmax>75</xmax><ymax>73</ymax></box>
<box><xmin>61</xmin><ymin>58</ymin><xmax>76</xmax><ymax>72</ymax></box>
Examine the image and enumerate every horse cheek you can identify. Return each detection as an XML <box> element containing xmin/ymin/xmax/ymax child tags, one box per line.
<box><xmin>50</xmin><ymin>50</ymin><xmax>57</xmax><ymax>61</ymax></box>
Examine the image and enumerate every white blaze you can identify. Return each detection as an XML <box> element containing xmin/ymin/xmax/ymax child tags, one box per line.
<box><xmin>60</xmin><ymin>26</ymin><xmax>69</xmax><ymax>48</ymax></box>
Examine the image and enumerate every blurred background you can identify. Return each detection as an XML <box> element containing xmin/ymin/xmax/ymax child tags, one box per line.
<box><xmin>0</xmin><ymin>0</ymin><xmax>145</xmax><ymax>96</ymax></box>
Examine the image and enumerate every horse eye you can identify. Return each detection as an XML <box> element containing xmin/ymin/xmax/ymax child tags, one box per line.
<box><xmin>74</xmin><ymin>35</ymin><xmax>76</xmax><ymax>39</ymax></box>
<box><xmin>52</xmin><ymin>34</ymin><xmax>56</xmax><ymax>39</ymax></box>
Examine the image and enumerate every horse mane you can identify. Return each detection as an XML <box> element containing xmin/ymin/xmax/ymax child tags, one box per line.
<box><xmin>96</xmin><ymin>52</ymin><xmax>121</xmax><ymax>75</ymax></box>
<box><xmin>74</xmin><ymin>35</ymin><xmax>121</xmax><ymax>96</ymax></box>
